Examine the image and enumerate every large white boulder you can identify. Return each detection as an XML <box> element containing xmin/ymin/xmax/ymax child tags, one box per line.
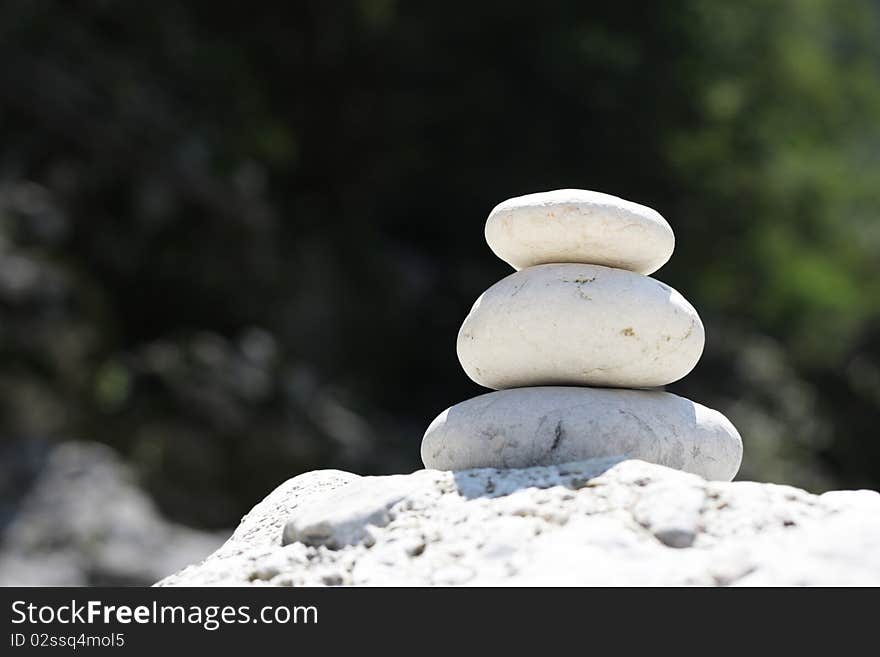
<box><xmin>457</xmin><ymin>263</ymin><xmax>704</xmax><ymax>389</ymax></box>
<box><xmin>157</xmin><ymin>459</ymin><xmax>880</xmax><ymax>586</ymax></box>
<box><xmin>421</xmin><ymin>387</ymin><xmax>742</xmax><ymax>480</ymax></box>
<box><xmin>485</xmin><ymin>189</ymin><xmax>674</xmax><ymax>274</ymax></box>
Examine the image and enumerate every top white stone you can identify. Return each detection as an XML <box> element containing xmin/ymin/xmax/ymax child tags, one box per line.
<box><xmin>485</xmin><ymin>189</ymin><xmax>675</xmax><ymax>275</ymax></box>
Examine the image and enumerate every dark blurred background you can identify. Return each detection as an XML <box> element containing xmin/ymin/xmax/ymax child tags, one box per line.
<box><xmin>1</xmin><ymin>0</ymin><xmax>879</xmax><ymax>584</ymax></box>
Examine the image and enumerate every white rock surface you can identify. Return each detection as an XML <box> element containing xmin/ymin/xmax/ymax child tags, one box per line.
<box><xmin>420</xmin><ymin>387</ymin><xmax>741</xmax><ymax>480</ymax></box>
<box><xmin>485</xmin><ymin>189</ymin><xmax>675</xmax><ymax>274</ymax></box>
<box><xmin>282</xmin><ymin>475</ymin><xmax>425</xmax><ymax>549</ymax></box>
<box><xmin>157</xmin><ymin>459</ymin><xmax>880</xmax><ymax>586</ymax></box>
<box><xmin>156</xmin><ymin>469</ymin><xmax>358</xmax><ymax>586</ymax></box>
<box><xmin>458</xmin><ymin>263</ymin><xmax>704</xmax><ymax>389</ymax></box>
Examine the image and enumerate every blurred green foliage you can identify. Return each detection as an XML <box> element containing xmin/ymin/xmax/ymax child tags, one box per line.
<box><xmin>1</xmin><ymin>0</ymin><xmax>879</xmax><ymax>526</ymax></box>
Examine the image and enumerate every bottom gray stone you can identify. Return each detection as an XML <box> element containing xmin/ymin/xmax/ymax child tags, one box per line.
<box><xmin>421</xmin><ymin>387</ymin><xmax>742</xmax><ymax>481</ymax></box>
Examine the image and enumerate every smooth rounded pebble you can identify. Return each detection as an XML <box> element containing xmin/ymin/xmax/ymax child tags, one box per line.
<box><xmin>421</xmin><ymin>387</ymin><xmax>742</xmax><ymax>481</ymax></box>
<box><xmin>485</xmin><ymin>189</ymin><xmax>675</xmax><ymax>274</ymax></box>
<box><xmin>457</xmin><ymin>263</ymin><xmax>704</xmax><ymax>389</ymax></box>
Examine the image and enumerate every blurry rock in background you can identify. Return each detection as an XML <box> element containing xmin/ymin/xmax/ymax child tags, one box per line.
<box><xmin>0</xmin><ymin>440</ymin><xmax>223</xmax><ymax>586</ymax></box>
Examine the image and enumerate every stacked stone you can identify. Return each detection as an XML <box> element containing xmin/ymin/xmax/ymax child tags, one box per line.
<box><xmin>421</xmin><ymin>189</ymin><xmax>742</xmax><ymax>481</ymax></box>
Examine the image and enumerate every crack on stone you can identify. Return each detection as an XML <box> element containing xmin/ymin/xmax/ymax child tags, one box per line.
<box><xmin>617</xmin><ymin>409</ymin><xmax>660</xmax><ymax>445</ymax></box>
<box><xmin>550</xmin><ymin>420</ymin><xmax>565</xmax><ymax>451</ymax></box>
<box><xmin>681</xmin><ymin>318</ymin><xmax>696</xmax><ymax>341</ymax></box>
<box><xmin>562</xmin><ymin>275</ymin><xmax>596</xmax><ymax>300</ymax></box>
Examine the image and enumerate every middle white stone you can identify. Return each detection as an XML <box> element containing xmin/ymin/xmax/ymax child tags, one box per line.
<box><xmin>457</xmin><ymin>263</ymin><xmax>704</xmax><ymax>389</ymax></box>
